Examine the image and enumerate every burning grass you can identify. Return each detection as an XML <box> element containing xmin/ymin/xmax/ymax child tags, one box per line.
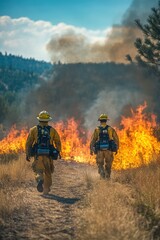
<box><xmin>113</xmin><ymin>102</ymin><xmax>160</xmax><ymax>169</ymax></box>
<box><xmin>0</xmin><ymin>102</ymin><xmax>160</xmax><ymax>170</ymax></box>
<box><xmin>0</xmin><ymin>126</ymin><xmax>28</xmax><ymax>155</ymax></box>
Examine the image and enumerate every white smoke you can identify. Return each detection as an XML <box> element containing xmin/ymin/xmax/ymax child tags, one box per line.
<box><xmin>84</xmin><ymin>87</ymin><xmax>148</xmax><ymax>130</ymax></box>
<box><xmin>0</xmin><ymin>16</ymin><xmax>110</xmax><ymax>62</ymax></box>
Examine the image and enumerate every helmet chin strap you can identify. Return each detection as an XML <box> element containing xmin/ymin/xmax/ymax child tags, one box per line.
<box><xmin>100</xmin><ymin>121</ymin><xmax>107</xmax><ymax>126</ymax></box>
<box><xmin>39</xmin><ymin>121</ymin><xmax>49</xmax><ymax>126</ymax></box>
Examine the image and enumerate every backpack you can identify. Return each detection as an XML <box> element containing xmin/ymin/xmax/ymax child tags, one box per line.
<box><xmin>95</xmin><ymin>125</ymin><xmax>118</xmax><ymax>152</ymax></box>
<box><xmin>95</xmin><ymin>125</ymin><xmax>110</xmax><ymax>151</ymax></box>
<box><xmin>37</xmin><ymin>125</ymin><xmax>51</xmax><ymax>155</ymax></box>
<box><xmin>31</xmin><ymin>125</ymin><xmax>59</xmax><ymax>160</ymax></box>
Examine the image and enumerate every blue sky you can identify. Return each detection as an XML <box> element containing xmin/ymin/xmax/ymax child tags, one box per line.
<box><xmin>0</xmin><ymin>0</ymin><xmax>133</xmax><ymax>29</ymax></box>
<box><xmin>0</xmin><ymin>0</ymin><xmax>134</xmax><ymax>62</ymax></box>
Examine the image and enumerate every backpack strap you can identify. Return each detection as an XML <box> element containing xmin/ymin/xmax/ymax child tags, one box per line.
<box><xmin>37</xmin><ymin>125</ymin><xmax>51</xmax><ymax>145</ymax></box>
<box><xmin>98</xmin><ymin>125</ymin><xmax>109</xmax><ymax>131</ymax></box>
<box><xmin>98</xmin><ymin>125</ymin><xmax>109</xmax><ymax>140</ymax></box>
<box><xmin>94</xmin><ymin>125</ymin><xmax>110</xmax><ymax>151</ymax></box>
<box><xmin>37</xmin><ymin>125</ymin><xmax>51</xmax><ymax>134</ymax></box>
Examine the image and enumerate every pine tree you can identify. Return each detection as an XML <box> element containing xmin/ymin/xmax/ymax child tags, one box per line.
<box><xmin>134</xmin><ymin>1</ymin><xmax>160</xmax><ymax>68</ymax></box>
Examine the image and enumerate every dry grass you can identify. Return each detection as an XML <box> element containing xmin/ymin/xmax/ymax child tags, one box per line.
<box><xmin>0</xmin><ymin>154</ymin><xmax>33</xmax><ymax>190</ymax></box>
<box><xmin>0</xmin><ymin>154</ymin><xmax>33</xmax><ymax>224</ymax></box>
<box><xmin>116</xmin><ymin>162</ymin><xmax>160</xmax><ymax>239</ymax></box>
<box><xmin>0</xmin><ymin>154</ymin><xmax>159</xmax><ymax>239</ymax></box>
<box><xmin>76</xmin><ymin>173</ymin><xmax>150</xmax><ymax>240</ymax></box>
<box><xmin>115</xmin><ymin>162</ymin><xmax>160</xmax><ymax>214</ymax></box>
<box><xmin>134</xmin><ymin>164</ymin><xmax>160</xmax><ymax>213</ymax></box>
<box><xmin>75</xmin><ymin>162</ymin><xmax>160</xmax><ymax>240</ymax></box>
<box><xmin>84</xmin><ymin>167</ymin><xmax>97</xmax><ymax>190</ymax></box>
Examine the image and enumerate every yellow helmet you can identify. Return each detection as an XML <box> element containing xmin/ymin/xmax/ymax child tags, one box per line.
<box><xmin>37</xmin><ymin>110</ymin><xmax>52</xmax><ymax>122</ymax></box>
<box><xmin>98</xmin><ymin>113</ymin><xmax>109</xmax><ymax>121</ymax></box>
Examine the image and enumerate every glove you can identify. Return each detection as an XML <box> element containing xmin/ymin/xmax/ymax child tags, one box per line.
<box><xmin>115</xmin><ymin>150</ymin><xmax>118</xmax><ymax>155</ymax></box>
<box><xmin>90</xmin><ymin>151</ymin><xmax>94</xmax><ymax>155</ymax></box>
<box><xmin>26</xmin><ymin>156</ymin><xmax>30</xmax><ymax>162</ymax></box>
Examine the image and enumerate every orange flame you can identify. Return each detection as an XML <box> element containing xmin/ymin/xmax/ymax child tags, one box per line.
<box><xmin>113</xmin><ymin>102</ymin><xmax>160</xmax><ymax>169</ymax></box>
<box><xmin>52</xmin><ymin>118</ymin><xmax>95</xmax><ymax>163</ymax></box>
<box><xmin>0</xmin><ymin>125</ymin><xmax>28</xmax><ymax>154</ymax></box>
<box><xmin>0</xmin><ymin>103</ymin><xmax>160</xmax><ymax>169</ymax></box>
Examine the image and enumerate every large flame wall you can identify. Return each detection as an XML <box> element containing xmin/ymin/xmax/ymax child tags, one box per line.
<box><xmin>0</xmin><ymin>103</ymin><xmax>160</xmax><ymax>170</ymax></box>
<box><xmin>113</xmin><ymin>103</ymin><xmax>160</xmax><ymax>169</ymax></box>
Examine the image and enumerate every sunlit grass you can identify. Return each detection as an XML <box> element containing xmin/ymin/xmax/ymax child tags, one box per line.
<box><xmin>76</xmin><ymin>161</ymin><xmax>160</xmax><ymax>240</ymax></box>
<box><xmin>0</xmin><ymin>154</ymin><xmax>33</xmax><ymax>223</ymax></box>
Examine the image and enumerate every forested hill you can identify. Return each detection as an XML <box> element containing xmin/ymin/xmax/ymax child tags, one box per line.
<box><xmin>0</xmin><ymin>52</ymin><xmax>159</xmax><ymax>129</ymax></box>
<box><xmin>0</xmin><ymin>52</ymin><xmax>53</xmax><ymax>92</ymax></box>
<box><xmin>0</xmin><ymin>52</ymin><xmax>52</xmax><ymax>74</ymax></box>
<box><xmin>0</xmin><ymin>53</ymin><xmax>53</xmax><ymax>125</ymax></box>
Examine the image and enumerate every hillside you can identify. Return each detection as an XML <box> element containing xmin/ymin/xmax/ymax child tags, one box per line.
<box><xmin>0</xmin><ymin>53</ymin><xmax>53</xmax><ymax>125</ymax></box>
<box><xmin>0</xmin><ymin>53</ymin><xmax>160</xmax><ymax>130</ymax></box>
<box><xmin>0</xmin><ymin>52</ymin><xmax>53</xmax><ymax>91</ymax></box>
<box><xmin>0</xmin><ymin>52</ymin><xmax>52</xmax><ymax>74</ymax></box>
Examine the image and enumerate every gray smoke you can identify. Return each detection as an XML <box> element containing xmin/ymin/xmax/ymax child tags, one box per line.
<box><xmin>21</xmin><ymin>0</ymin><xmax>160</xmax><ymax>130</ymax></box>
<box><xmin>84</xmin><ymin>87</ymin><xmax>148</xmax><ymax>130</ymax></box>
<box><xmin>107</xmin><ymin>0</ymin><xmax>159</xmax><ymax>62</ymax></box>
<box><xmin>23</xmin><ymin>60</ymin><xmax>160</xmax><ymax>131</ymax></box>
<box><xmin>46</xmin><ymin>0</ymin><xmax>158</xmax><ymax>63</ymax></box>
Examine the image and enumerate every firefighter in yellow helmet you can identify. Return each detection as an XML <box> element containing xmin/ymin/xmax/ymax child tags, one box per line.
<box><xmin>90</xmin><ymin>114</ymin><xmax>119</xmax><ymax>179</ymax></box>
<box><xmin>25</xmin><ymin>110</ymin><xmax>61</xmax><ymax>195</ymax></box>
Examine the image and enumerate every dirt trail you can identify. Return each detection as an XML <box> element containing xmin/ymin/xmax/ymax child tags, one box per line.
<box><xmin>1</xmin><ymin>159</ymin><xmax>149</xmax><ymax>240</ymax></box>
<box><xmin>1</xmin><ymin>159</ymin><xmax>93</xmax><ymax>240</ymax></box>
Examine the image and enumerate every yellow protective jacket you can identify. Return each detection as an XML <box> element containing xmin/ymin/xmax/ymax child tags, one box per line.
<box><xmin>90</xmin><ymin>124</ymin><xmax>119</xmax><ymax>151</ymax></box>
<box><xmin>25</xmin><ymin>123</ymin><xmax>61</xmax><ymax>157</ymax></box>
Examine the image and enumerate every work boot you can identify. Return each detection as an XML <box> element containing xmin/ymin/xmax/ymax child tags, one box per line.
<box><xmin>105</xmin><ymin>169</ymin><xmax>111</xmax><ymax>180</ymax></box>
<box><xmin>105</xmin><ymin>174</ymin><xmax>110</xmax><ymax>180</ymax></box>
<box><xmin>98</xmin><ymin>166</ymin><xmax>105</xmax><ymax>179</ymax></box>
<box><xmin>100</xmin><ymin>171</ymin><xmax>105</xmax><ymax>179</ymax></box>
<box><xmin>37</xmin><ymin>179</ymin><xmax>44</xmax><ymax>192</ymax></box>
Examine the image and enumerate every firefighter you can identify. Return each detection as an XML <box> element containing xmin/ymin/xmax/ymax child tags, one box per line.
<box><xmin>25</xmin><ymin>110</ymin><xmax>61</xmax><ymax>195</ymax></box>
<box><xmin>90</xmin><ymin>114</ymin><xmax>119</xmax><ymax>179</ymax></box>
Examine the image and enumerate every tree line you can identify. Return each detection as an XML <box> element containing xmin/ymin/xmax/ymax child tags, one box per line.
<box><xmin>0</xmin><ymin>1</ymin><xmax>159</xmax><ymax>129</ymax></box>
<box><xmin>0</xmin><ymin>53</ymin><xmax>53</xmax><ymax>125</ymax></box>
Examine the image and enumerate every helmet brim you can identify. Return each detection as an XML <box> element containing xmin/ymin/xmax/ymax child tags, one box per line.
<box><xmin>98</xmin><ymin>118</ymin><xmax>110</xmax><ymax>121</ymax></box>
<box><xmin>37</xmin><ymin>117</ymin><xmax>52</xmax><ymax>122</ymax></box>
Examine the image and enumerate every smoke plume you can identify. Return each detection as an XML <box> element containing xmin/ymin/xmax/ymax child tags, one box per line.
<box><xmin>46</xmin><ymin>0</ymin><xmax>158</xmax><ymax>63</ymax></box>
<box><xmin>17</xmin><ymin>0</ymin><xmax>160</xmax><ymax>131</ymax></box>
